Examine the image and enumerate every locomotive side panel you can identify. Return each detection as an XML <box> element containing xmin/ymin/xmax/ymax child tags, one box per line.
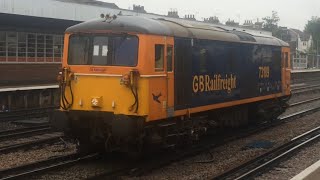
<box><xmin>191</xmin><ymin>40</ymin><xmax>283</xmax><ymax>108</ymax></box>
<box><xmin>174</xmin><ymin>38</ymin><xmax>283</xmax><ymax>111</ymax></box>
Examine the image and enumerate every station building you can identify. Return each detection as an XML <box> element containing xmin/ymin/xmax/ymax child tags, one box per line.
<box><xmin>0</xmin><ymin>0</ymin><xmax>271</xmax><ymax>86</ymax></box>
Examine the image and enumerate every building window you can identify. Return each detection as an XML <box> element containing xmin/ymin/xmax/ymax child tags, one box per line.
<box><xmin>285</xmin><ymin>52</ymin><xmax>289</xmax><ymax>68</ymax></box>
<box><xmin>53</xmin><ymin>35</ymin><xmax>63</xmax><ymax>59</ymax></box>
<box><xmin>27</xmin><ymin>33</ymin><xmax>36</xmax><ymax>58</ymax></box>
<box><xmin>7</xmin><ymin>32</ymin><xmax>17</xmax><ymax>57</ymax></box>
<box><xmin>37</xmin><ymin>34</ymin><xmax>45</xmax><ymax>58</ymax></box>
<box><xmin>0</xmin><ymin>31</ymin><xmax>63</xmax><ymax>63</ymax></box>
<box><xmin>46</xmin><ymin>35</ymin><xmax>53</xmax><ymax>58</ymax></box>
<box><xmin>199</xmin><ymin>48</ymin><xmax>207</xmax><ymax>73</ymax></box>
<box><xmin>155</xmin><ymin>44</ymin><xmax>164</xmax><ymax>71</ymax></box>
<box><xmin>0</xmin><ymin>32</ymin><xmax>5</xmax><ymax>57</ymax></box>
<box><xmin>18</xmin><ymin>33</ymin><xmax>27</xmax><ymax>58</ymax></box>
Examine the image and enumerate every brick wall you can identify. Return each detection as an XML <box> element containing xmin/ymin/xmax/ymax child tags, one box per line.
<box><xmin>0</xmin><ymin>64</ymin><xmax>61</xmax><ymax>86</ymax></box>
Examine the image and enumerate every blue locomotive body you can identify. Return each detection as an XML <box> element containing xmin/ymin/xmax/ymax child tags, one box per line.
<box><xmin>174</xmin><ymin>38</ymin><xmax>284</xmax><ymax>110</ymax></box>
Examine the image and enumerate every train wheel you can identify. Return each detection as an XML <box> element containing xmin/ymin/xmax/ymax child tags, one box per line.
<box><xmin>127</xmin><ymin>141</ymin><xmax>144</xmax><ymax>160</ymax></box>
<box><xmin>76</xmin><ymin>139</ymin><xmax>90</xmax><ymax>154</ymax></box>
<box><xmin>76</xmin><ymin>138</ymin><xmax>102</xmax><ymax>154</ymax></box>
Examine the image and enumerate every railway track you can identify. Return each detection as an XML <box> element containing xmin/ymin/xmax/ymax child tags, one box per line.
<box><xmin>289</xmin><ymin>97</ymin><xmax>320</xmax><ymax>107</ymax></box>
<box><xmin>0</xmin><ymin>125</ymin><xmax>52</xmax><ymax>141</ymax></box>
<box><xmin>0</xmin><ymin>125</ymin><xmax>63</xmax><ymax>154</ymax></box>
<box><xmin>291</xmin><ymin>84</ymin><xmax>320</xmax><ymax>95</ymax></box>
<box><xmin>291</xmin><ymin>78</ymin><xmax>320</xmax><ymax>86</ymax></box>
<box><xmin>212</xmin><ymin>126</ymin><xmax>320</xmax><ymax>180</ymax></box>
<box><xmin>1</xmin><ymin>98</ymin><xmax>319</xmax><ymax>179</ymax></box>
<box><xmin>92</xmin><ymin>101</ymin><xmax>320</xmax><ymax>179</ymax></box>
<box><xmin>0</xmin><ymin>133</ymin><xmax>64</xmax><ymax>154</ymax></box>
<box><xmin>0</xmin><ymin>153</ymin><xmax>98</xmax><ymax>180</ymax></box>
<box><xmin>0</xmin><ymin>107</ymin><xmax>57</xmax><ymax>121</ymax></box>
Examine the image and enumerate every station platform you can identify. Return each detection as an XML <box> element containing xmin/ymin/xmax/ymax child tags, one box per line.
<box><xmin>291</xmin><ymin>159</ymin><xmax>320</xmax><ymax>180</ymax></box>
<box><xmin>0</xmin><ymin>84</ymin><xmax>59</xmax><ymax>113</ymax></box>
<box><xmin>292</xmin><ymin>69</ymin><xmax>320</xmax><ymax>73</ymax></box>
<box><xmin>0</xmin><ymin>84</ymin><xmax>59</xmax><ymax>93</ymax></box>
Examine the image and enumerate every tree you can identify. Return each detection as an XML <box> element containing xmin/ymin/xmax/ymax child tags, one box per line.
<box><xmin>305</xmin><ymin>16</ymin><xmax>320</xmax><ymax>53</ymax></box>
<box><xmin>262</xmin><ymin>11</ymin><xmax>281</xmax><ymax>37</ymax></box>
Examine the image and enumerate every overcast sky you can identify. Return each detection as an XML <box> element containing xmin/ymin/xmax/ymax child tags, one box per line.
<box><xmin>102</xmin><ymin>0</ymin><xmax>320</xmax><ymax>30</ymax></box>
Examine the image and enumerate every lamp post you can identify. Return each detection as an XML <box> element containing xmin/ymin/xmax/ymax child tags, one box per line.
<box><xmin>317</xmin><ymin>40</ymin><xmax>319</xmax><ymax>68</ymax></box>
<box><xmin>317</xmin><ymin>39</ymin><xmax>319</xmax><ymax>55</ymax></box>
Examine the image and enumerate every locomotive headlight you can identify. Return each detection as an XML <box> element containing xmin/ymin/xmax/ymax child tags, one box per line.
<box><xmin>120</xmin><ymin>74</ymin><xmax>130</xmax><ymax>86</ymax></box>
<box><xmin>92</xmin><ymin>98</ymin><xmax>99</xmax><ymax>106</ymax></box>
<box><xmin>91</xmin><ymin>97</ymin><xmax>102</xmax><ymax>107</ymax></box>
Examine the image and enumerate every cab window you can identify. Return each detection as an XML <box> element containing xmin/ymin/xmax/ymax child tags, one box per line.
<box><xmin>167</xmin><ymin>46</ymin><xmax>173</xmax><ymax>72</ymax></box>
<box><xmin>155</xmin><ymin>44</ymin><xmax>164</xmax><ymax>71</ymax></box>
<box><xmin>68</xmin><ymin>34</ymin><xmax>138</xmax><ymax>66</ymax></box>
<box><xmin>285</xmin><ymin>52</ymin><xmax>289</xmax><ymax>68</ymax></box>
<box><xmin>92</xmin><ymin>36</ymin><xmax>108</xmax><ymax>65</ymax></box>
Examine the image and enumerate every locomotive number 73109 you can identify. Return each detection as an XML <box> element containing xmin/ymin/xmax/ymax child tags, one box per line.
<box><xmin>259</xmin><ymin>66</ymin><xmax>270</xmax><ymax>79</ymax></box>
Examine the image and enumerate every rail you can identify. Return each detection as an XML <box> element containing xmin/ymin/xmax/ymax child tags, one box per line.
<box><xmin>0</xmin><ymin>106</ymin><xmax>57</xmax><ymax>121</ymax></box>
<box><xmin>0</xmin><ymin>125</ymin><xmax>52</xmax><ymax>141</ymax></box>
<box><xmin>289</xmin><ymin>97</ymin><xmax>320</xmax><ymax>107</ymax></box>
<box><xmin>212</xmin><ymin>126</ymin><xmax>320</xmax><ymax>180</ymax></box>
<box><xmin>0</xmin><ymin>134</ymin><xmax>63</xmax><ymax>154</ymax></box>
<box><xmin>128</xmin><ymin>105</ymin><xmax>320</xmax><ymax>177</ymax></box>
<box><xmin>0</xmin><ymin>153</ymin><xmax>98</xmax><ymax>180</ymax></box>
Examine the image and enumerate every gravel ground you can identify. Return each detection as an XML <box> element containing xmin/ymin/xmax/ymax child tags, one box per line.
<box><xmin>0</xmin><ymin>139</ymin><xmax>76</xmax><ymax>170</ymax></box>
<box><xmin>31</xmin><ymin>151</ymin><xmax>135</xmax><ymax>180</ymax></box>
<box><xmin>120</xmin><ymin>111</ymin><xmax>320</xmax><ymax>180</ymax></box>
<box><xmin>32</xmin><ymin>158</ymin><xmax>125</xmax><ymax>180</ymax></box>
<box><xmin>0</xmin><ymin>121</ymin><xmax>24</xmax><ymax>131</ymax></box>
<box><xmin>257</xmin><ymin>140</ymin><xmax>320</xmax><ymax>180</ymax></box>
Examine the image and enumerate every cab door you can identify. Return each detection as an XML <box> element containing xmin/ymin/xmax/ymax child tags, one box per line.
<box><xmin>282</xmin><ymin>47</ymin><xmax>291</xmax><ymax>95</ymax></box>
<box><xmin>148</xmin><ymin>36</ymin><xmax>175</xmax><ymax>121</ymax></box>
<box><xmin>148</xmin><ymin>36</ymin><xmax>167</xmax><ymax>121</ymax></box>
<box><xmin>166</xmin><ymin>38</ymin><xmax>174</xmax><ymax>118</ymax></box>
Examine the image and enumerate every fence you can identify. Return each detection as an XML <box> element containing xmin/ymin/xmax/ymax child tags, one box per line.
<box><xmin>292</xmin><ymin>55</ymin><xmax>320</xmax><ymax>70</ymax></box>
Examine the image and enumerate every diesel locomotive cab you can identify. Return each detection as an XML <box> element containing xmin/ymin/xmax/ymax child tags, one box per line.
<box><xmin>55</xmin><ymin>32</ymin><xmax>148</xmax><ymax>152</ymax></box>
<box><xmin>60</xmin><ymin>33</ymin><xmax>141</xmax><ymax>112</ymax></box>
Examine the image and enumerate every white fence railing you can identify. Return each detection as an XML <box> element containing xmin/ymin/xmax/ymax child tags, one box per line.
<box><xmin>292</xmin><ymin>55</ymin><xmax>320</xmax><ymax>70</ymax></box>
<box><xmin>292</xmin><ymin>58</ymin><xmax>308</xmax><ymax>69</ymax></box>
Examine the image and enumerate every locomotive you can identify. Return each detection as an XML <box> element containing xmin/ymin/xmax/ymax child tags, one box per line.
<box><xmin>53</xmin><ymin>15</ymin><xmax>291</xmax><ymax>153</ymax></box>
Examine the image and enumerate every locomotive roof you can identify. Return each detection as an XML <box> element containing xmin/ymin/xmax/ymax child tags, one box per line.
<box><xmin>66</xmin><ymin>15</ymin><xmax>288</xmax><ymax>47</ymax></box>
